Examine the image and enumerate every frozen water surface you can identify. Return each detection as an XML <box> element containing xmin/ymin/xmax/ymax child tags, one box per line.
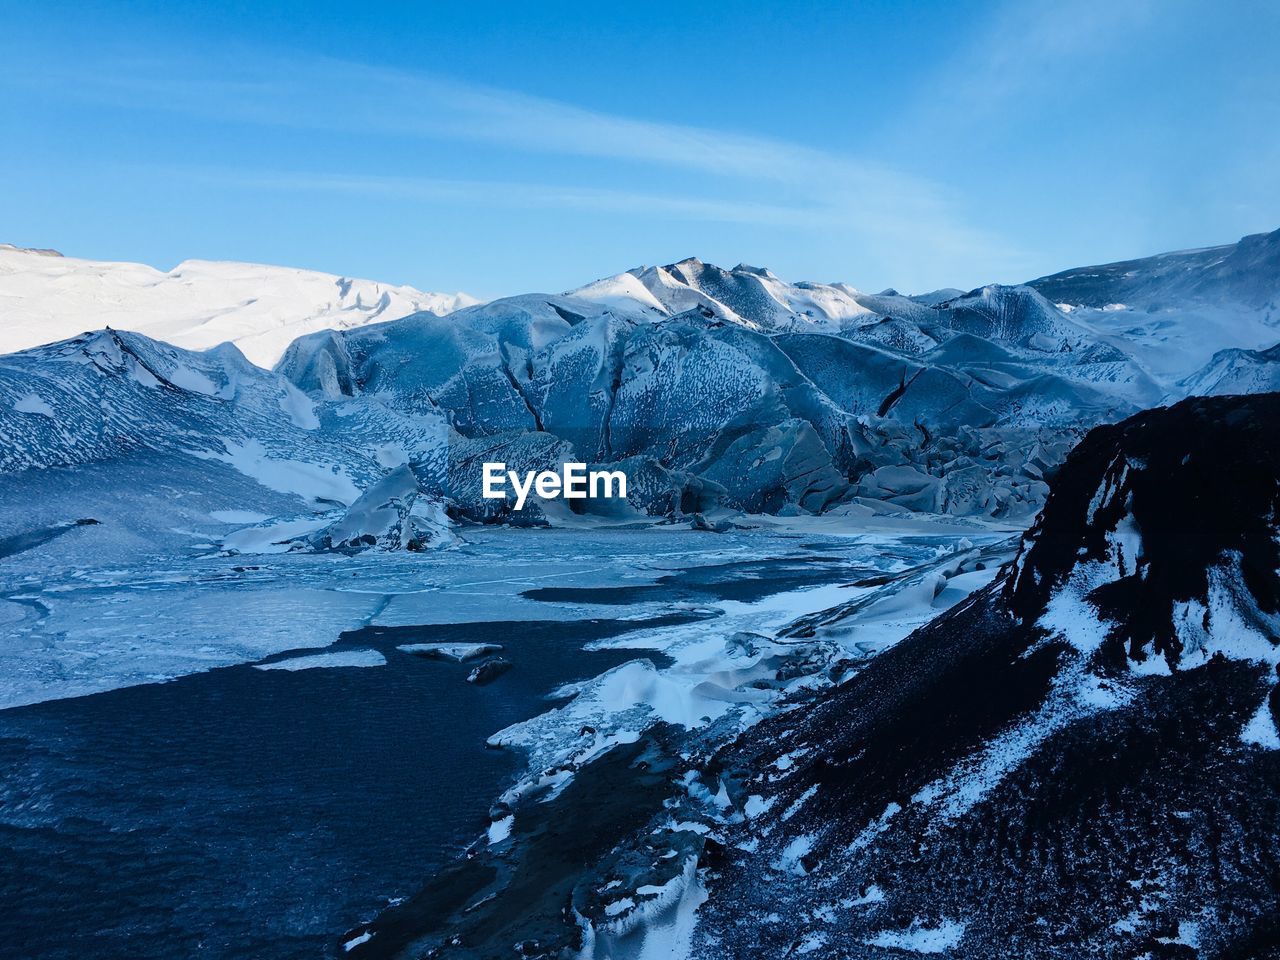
<box><xmin>0</xmin><ymin>516</ymin><xmax>1012</xmax><ymax>958</ymax></box>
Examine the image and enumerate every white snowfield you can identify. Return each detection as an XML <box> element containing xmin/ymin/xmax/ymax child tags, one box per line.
<box><xmin>0</xmin><ymin>245</ymin><xmax>478</xmax><ymax>367</ymax></box>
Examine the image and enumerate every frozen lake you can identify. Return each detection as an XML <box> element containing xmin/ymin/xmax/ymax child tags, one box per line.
<box><xmin>0</xmin><ymin>521</ymin><xmax>1015</xmax><ymax>958</ymax></box>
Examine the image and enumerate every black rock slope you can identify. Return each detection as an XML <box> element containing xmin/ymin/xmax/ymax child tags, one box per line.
<box><xmin>694</xmin><ymin>394</ymin><xmax>1280</xmax><ymax>959</ymax></box>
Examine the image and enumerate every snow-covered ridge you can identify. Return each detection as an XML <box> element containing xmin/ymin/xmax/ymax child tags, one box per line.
<box><xmin>0</xmin><ymin>246</ymin><xmax>478</xmax><ymax>367</ymax></box>
<box><xmin>1028</xmin><ymin>227</ymin><xmax>1280</xmax><ymax>312</ymax></box>
<box><xmin>2</xmin><ymin>228</ymin><xmax>1278</xmax><ymax>529</ymax></box>
<box><xmin>1026</xmin><ymin>226</ymin><xmax>1280</xmax><ymax>382</ymax></box>
<box><xmin>0</xmin><ymin>325</ymin><xmax>456</xmax><ymax>567</ymax></box>
<box><xmin>1007</xmin><ymin>392</ymin><xmax>1280</xmax><ymax>674</ymax></box>
<box><xmin>567</xmin><ymin>257</ymin><xmax>886</xmax><ymax>330</ymax></box>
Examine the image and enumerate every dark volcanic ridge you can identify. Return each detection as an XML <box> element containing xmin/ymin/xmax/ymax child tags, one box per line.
<box><xmin>699</xmin><ymin>393</ymin><xmax>1280</xmax><ymax>959</ymax></box>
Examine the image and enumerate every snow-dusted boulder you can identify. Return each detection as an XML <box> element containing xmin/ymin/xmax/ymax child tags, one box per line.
<box><xmin>855</xmin><ymin>464</ymin><xmax>943</xmax><ymax>513</ymax></box>
<box><xmin>306</xmin><ymin>464</ymin><xmax>448</xmax><ymax>552</ymax></box>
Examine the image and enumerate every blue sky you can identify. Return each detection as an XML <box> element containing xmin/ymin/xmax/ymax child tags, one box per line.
<box><xmin>3</xmin><ymin>1</ymin><xmax>1278</xmax><ymax>298</ymax></box>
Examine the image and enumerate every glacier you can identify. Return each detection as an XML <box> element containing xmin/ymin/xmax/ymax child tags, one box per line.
<box><xmin>6</xmin><ymin>229</ymin><xmax>1276</xmax><ymax>535</ymax></box>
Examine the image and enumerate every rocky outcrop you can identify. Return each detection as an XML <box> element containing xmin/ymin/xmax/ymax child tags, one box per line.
<box><xmin>305</xmin><ymin>465</ymin><xmax>450</xmax><ymax>552</ymax></box>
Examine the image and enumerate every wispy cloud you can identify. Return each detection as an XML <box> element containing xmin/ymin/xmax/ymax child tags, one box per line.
<box><xmin>32</xmin><ymin>46</ymin><xmax>1008</xmax><ymax>248</ymax></box>
<box><xmin>921</xmin><ymin>0</ymin><xmax>1161</xmax><ymax>117</ymax></box>
<box><xmin>74</xmin><ymin>52</ymin><xmax>927</xmax><ymax>197</ymax></box>
<box><xmin>171</xmin><ymin>167</ymin><xmax>831</xmax><ymax>227</ymax></box>
<box><xmin>7</xmin><ymin>41</ymin><xmax>1020</xmax><ymax>284</ymax></box>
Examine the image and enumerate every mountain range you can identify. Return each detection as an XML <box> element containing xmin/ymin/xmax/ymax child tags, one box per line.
<box><xmin>1</xmin><ymin>229</ymin><xmax>1278</xmax><ymax>551</ymax></box>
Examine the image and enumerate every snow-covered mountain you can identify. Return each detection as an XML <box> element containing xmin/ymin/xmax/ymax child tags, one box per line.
<box><xmin>0</xmin><ymin>328</ymin><xmax>455</xmax><ymax>561</ymax></box>
<box><xmin>567</xmin><ymin>234</ymin><xmax>1280</xmax><ymax>389</ymax></box>
<box><xmin>274</xmin><ymin>271</ymin><xmax>1165</xmax><ymax>521</ymax></box>
<box><xmin>1028</xmin><ymin>227</ymin><xmax>1280</xmax><ymax>383</ymax></box>
<box><xmin>5</xmin><ymin>230</ymin><xmax>1280</xmax><ymax>958</ymax></box>
<box><xmin>0</xmin><ymin>245</ymin><xmax>478</xmax><ymax>367</ymax></box>
<box><xmin>2</xmin><ymin>228</ymin><xmax>1278</xmax><ymax>542</ymax></box>
<box><xmin>1030</xmin><ymin>227</ymin><xmax>1280</xmax><ymax>311</ymax></box>
<box><xmin>568</xmin><ymin>257</ymin><xmax>919</xmax><ymax>331</ymax></box>
<box><xmin>568</xmin><ymin>257</ymin><xmax>952</xmax><ymax>332</ymax></box>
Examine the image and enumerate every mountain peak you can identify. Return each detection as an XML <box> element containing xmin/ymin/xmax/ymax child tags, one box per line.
<box><xmin>731</xmin><ymin>263</ymin><xmax>778</xmax><ymax>280</ymax></box>
<box><xmin>1027</xmin><ymin>225</ymin><xmax>1280</xmax><ymax>311</ymax></box>
<box><xmin>0</xmin><ymin>242</ymin><xmax>63</xmax><ymax>257</ymax></box>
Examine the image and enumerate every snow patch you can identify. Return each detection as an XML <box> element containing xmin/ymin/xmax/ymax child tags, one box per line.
<box><xmin>774</xmin><ymin>833</ymin><xmax>815</xmax><ymax>875</ymax></box>
<box><xmin>209</xmin><ymin>509</ymin><xmax>272</xmax><ymax>524</ymax></box>
<box><xmin>12</xmin><ymin>393</ymin><xmax>54</xmax><ymax>416</ymax></box>
<box><xmin>343</xmin><ymin>931</ymin><xmax>374</xmax><ymax>951</ymax></box>
<box><xmin>196</xmin><ymin>439</ymin><xmax>361</xmax><ymax>505</ymax></box>
<box><xmin>487</xmin><ymin>814</ymin><xmax>514</xmax><ymax>844</ymax></box>
<box><xmin>848</xmin><ymin>802</ymin><xmax>902</xmax><ymax>852</ymax></box>
<box><xmin>865</xmin><ymin>919</ymin><xmax>966</xmax><ymax>954</ymax></box>
<box><xmin>1242</xmin><ymin>697</ymin><xmax>1280</xmax><ymax>750</ymax></box>
<box><xmin>222</xmin><ymin>517</ymin><xmax>328</xmax><ymax>554</ymax></box>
